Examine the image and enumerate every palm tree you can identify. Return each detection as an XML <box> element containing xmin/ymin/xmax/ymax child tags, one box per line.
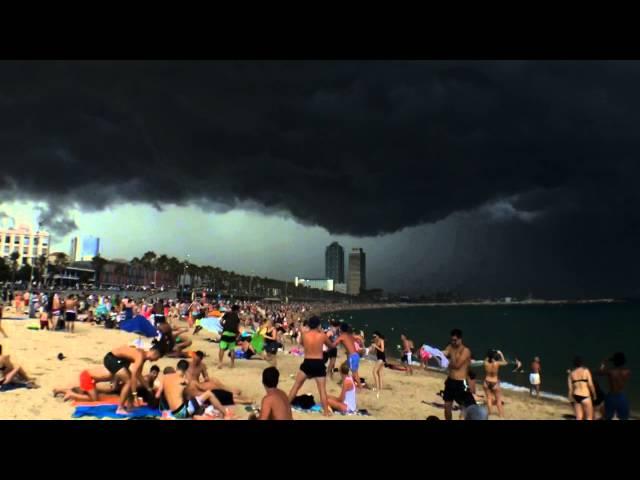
<box><xmin>141</xmin><ymin>251</ymin><xmax>157</xmax><ymax>285</ymax></box>
<box><xmin>10</xmin><ymin>251</ymin><xmax>20</xmax><ymax>285</ymax></box>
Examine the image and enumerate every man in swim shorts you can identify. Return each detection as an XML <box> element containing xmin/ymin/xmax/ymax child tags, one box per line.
<box><xmin>158</xmin><ymin>359</ymin><xmax>229</xmax><ymax>419</ymax></box>
<box><xmin>598</xmin><ymin>352</ymin><xmax>631</xmax><ymax>420</ymax></box>
<box><xmin>442</xmin><ymin>328</ymin><xmax>476</xmax><ymax>420</ymax></box>
<box><xmin>287</xmin><ymin>316</ymin><xmax>333</xmax><ymax>416</ymax></box>
<box><xmin>330</xmin><ymin>323</ymin><xmax>363</xmax><ymax>389</ymax></box>
<box><xmin>64</xmin><ymin>294</ymin><xmax>78</xmax><ymax>333</ymax></box>
<box><xmin>530</xmin><ymin>356</ymin><xmax>542</xmax><ymax>398</ymax></box>
<box><xmin>218</xmin><ymin>305</ymin><xmax>241</xmax><ymax>369</ymax></box>
<box><xmin>401</xmin><ymin>334</ymin><xmax>415</xmax><ymax>375</ymax></box>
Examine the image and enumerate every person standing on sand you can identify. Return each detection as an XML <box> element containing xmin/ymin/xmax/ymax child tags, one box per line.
<box><xmin>401</xmin><ymin>334</ymin><xmax>414</xmax><ymax>375</ymax></box>
<box><xmin>567</xmin><ymin>356</ymin><xmax>596</xmax><ymax>421</ymax></box>
<box><xmin>331</xmin><ymin>323</ymin><xmax>364</xmax><ymax>389</ymax></box>
<box><xmin>530</xmin><ymin>357</ymin><xmax>542</xmax><ymax>398</ymax></box>
<box><xmin>370</xmin><ymin>331</ymin><xmax>386</xmax><ymax>398</ymax></box>
<box><xmin>598</xmin><ymin>352</ymin><xmax>631</xmax><ymax>420</ymax></box>
<box><xmin>0</xmin><ymin>302</ymin><xmax>8</xmax><ymax>338</ymax></box>
<box><xmin>64</xmin><ymin>294</ymin><xmax>78</xmax><ymax>333</ymax></box>
<box><xmin>103</xmin><ymin>344</ymin><xmax>163</xmax><ymax>415</ymax></box>
<box><xmin>442</xmin><ymin>328</ymin><xmax>475</xmax><ymax>420</ymax></box>
<box><xmin>324</xmin><ymin>320</ymin><xmax>340</xmax><ymax>380</ymax></box>
<box><xmin>218</xmin><ymin>305</ymin><xmax>241</xmax><ymax>369</ymax></box>
<box><xmin>483</xmin><ymin>350</ymin><xmax>508</xmax><ymax>418</ymax></box>
<box><xmin>288</xmin><ymin>316</ymin><xmax>333</xmax><ymax>417</ymax></box>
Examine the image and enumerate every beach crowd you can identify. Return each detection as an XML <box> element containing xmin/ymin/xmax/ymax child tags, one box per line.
<box><xmin>0</xmin><ymin>289</ymin><xmax>632</xmax><ymax>420</ymax></box>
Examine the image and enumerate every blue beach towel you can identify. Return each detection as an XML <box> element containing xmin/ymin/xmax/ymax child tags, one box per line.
<box><xmin>72</xmin><ymin>404</ymin><xmax>161</xmax><ymax>419</ymax></box>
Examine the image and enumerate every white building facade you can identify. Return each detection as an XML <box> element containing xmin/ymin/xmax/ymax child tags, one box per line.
<box><xmin>0</xmin><ymin>224</ymin><xmax>50</xmax><ymax>266</ymax></box>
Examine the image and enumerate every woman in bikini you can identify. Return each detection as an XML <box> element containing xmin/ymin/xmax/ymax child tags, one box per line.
<box><xmin>370</xmin><ymin>331</ymin><xmax>386</xmax><ymax>398</ymax></box>
<box><xmin>483</xmin><ymin>349</ymin><xmax>508</xmax><ymax>418</ymax></box>
<box><xmin>568</xmin><ymin>357</ymin><xmax>596</xmax><ymax>420</ymax></box>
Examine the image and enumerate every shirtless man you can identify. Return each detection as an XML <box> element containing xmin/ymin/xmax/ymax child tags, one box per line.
<box><xmin>530</xmin><ymin>356</ymin><xmax>542</xmax><ymax>398</ymax></box>
<box><xmin>64</xmin><ymin>294</ymin><xmax>78</xmax><ymax>333</ymax></box>
<box><xmin>187</xmin><ymin>299</ymin><xmax>202</xmax><ymax>328</ymax></box>
<box><xmin>102</xmin><ymin>344</ymin><xmax>163</xmax><ymax>415</ymax></box>
<box><xmin>324</xmin><ymin>320</ymin><xmax>340</xmax><ymax>380</ymax></box>
<box><xmin>157</xmin><ymin>360</ymin><xmax>229</xmax><ymax>419</ymax></box>
<box><xmin>442</xmin><ymin>328</ymin><xmax>475</xmax><ymax>420</ymax></box>
<box><xmin>0</xmin><ymin>344</ymin><xmax>38</xmax><ymax>388</ymax></box>
<box><xmin>51</xmin><ymin>293</ymin><xmax>62</xmax><ymax>330</ymax></box>
<box><xmin>288</xmin><ymin>316</ymin><xmax>333</xmax><ymax>416</ymax></box>
<box><xmin>254</xmin><ymin>367</ymin><xmax>293</xmax><ymax>420</ymax></box>
<box><xmin>331</xmin><ymin>323</ymin><xmax>363</xmax><ymax>389</ymax></box>
<box><xmin>153</xmin><ymin>299</ymin><xmax>166</xmax><ymax>327</ymax></box>
<box><xmin>177</xmin><ymin>359</ymin><xmax>252</xmax><ymax>408</ymax></box>
<box><xmin>483</xmin><ymin>349</ymin><xmax>508</xmax><ymax>418</ymax></box>
<box><xmin>401</xmin><ymin>334</ymin><xmax>415</xmax><ymax>376</ymax></box>
<box><xmin>598</xmin><ymin>352</ymin><xmax>632</xmax><ymax>420</ymax></box>
<box><xmin>185</xmin><ymin>351</ymin><xmax>209</xmax><ymax>383</ymax></box>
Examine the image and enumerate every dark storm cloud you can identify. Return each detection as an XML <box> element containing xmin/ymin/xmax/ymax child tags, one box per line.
<box><xmin>34</xmin><ymin>203</ymin><xmax>78</xmax><ymax>236</ymax></box>
<box><xmin>2</xmin><ymin>60</ymin><xmax>640</xmax><ymax>297</ymax></box>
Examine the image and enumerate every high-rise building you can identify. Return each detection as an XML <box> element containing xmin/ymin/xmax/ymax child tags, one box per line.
<box><xmin>325</xmin><ymin>242</ymin><xmax>345</xmax><ymax>284</ymax></box>
<box><xmin>0</xmin><ymin>224</ymin><xmax>50</xmax><ymax>266</ymax></box>
<box><xmin>347</xmin><ymin>248</ymin><xmax>366</xmax><ymax>296</ymax></box>
<box><xmin>70</xmin><ymin>236</ymin><xmax>101</xmax><ymax>262</ymax></box>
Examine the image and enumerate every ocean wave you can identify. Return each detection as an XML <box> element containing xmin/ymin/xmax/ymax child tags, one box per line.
<box><xmin>500</xmin><ymin>382</ymin><xmax>567</xmax><ymax>402</ymax></box>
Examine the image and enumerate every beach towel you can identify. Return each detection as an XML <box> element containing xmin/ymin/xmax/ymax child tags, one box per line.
<box><xmin>119</xmin><ymin>315</ymin><xmax>158</xmax><ymax>337</ymax></box>
<box><xmin>292</xmin><ymin>404</ymin><xmax>371</xmax><ymax>416</ymax></box>
<box><xmin>0</xmin><ymin>383</ymin><xmax>30</xmax><ymax>392</ymax></box>
<box><xmin>72</xmin><ymin>404</ymin><xmax>162</xmax><ymax>419</ymax></box>
<box><xmin>199</xmin><ymin>316</ymin><xmax>222</xmax><ymax>333</ymax></box>
<box><xmin>421</xmin><ymin>345</ymin><xmax>449</xmax><ymax>369</ymax></box>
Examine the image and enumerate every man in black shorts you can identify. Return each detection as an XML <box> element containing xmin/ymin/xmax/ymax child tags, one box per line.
<box><xmin>442</xmin><ymin>328</ymin><xmax>476</xmax><ymax>420</ymax></box>
<box><xmin>153</xmin><ymin>299</ymin><xmax>166</xmax><ymax>327</ymax></box>
<box><xmin>323</xmin><ymin>320</ymin><xmax>339</xmax><ymax>380</ymax></box>
<box><xmin>287</xmin><ymin>316</ymin><xmax>333</xmax><ymax>416</ymax></box>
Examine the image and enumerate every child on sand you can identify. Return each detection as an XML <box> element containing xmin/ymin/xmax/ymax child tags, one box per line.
<box><xmin>327</xmin><ymin>362</ymin><xmax>357</xmax><ymax>414</ymax></box>
<box><xmin>39</xmin><ymin>307</ymin><xmax>49</xmax><ymax>330</ymax></box>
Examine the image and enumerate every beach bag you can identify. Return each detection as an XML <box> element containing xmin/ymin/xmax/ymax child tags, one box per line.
<box><xmin>55</xmin><ymin>318</ymin><xmax>65</xmax><ymax>330</ymax></box>
<box><xmin>291</xmin><ymin>394</ymin><xmax>315</xmax><ymax>410</ymax></box>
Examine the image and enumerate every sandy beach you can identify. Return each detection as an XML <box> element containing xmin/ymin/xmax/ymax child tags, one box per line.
<box><xmin>0</xmin><ymin>308</ymin><xmax>578</xmax><ymax>421</ymax></box>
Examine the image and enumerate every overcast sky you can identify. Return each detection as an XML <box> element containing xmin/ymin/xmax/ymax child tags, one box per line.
<box><xmin>2</xmin><ymin>61</ymin><xmax>640</xmax><ymax>298</ymax></box>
